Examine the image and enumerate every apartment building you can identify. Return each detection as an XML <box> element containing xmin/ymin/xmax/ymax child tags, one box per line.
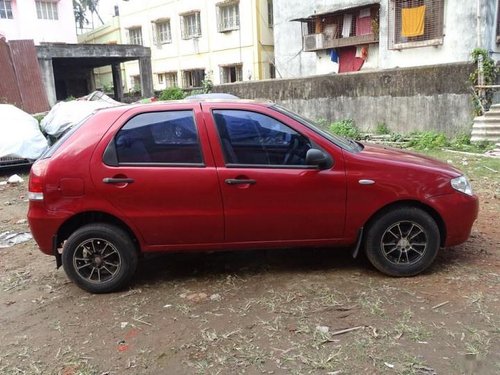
<box><xmin>114</xmin><ymin>0</ymin><xmax>274</xmax><ymax>92</ymax></box>
<box><xmin>274</xmin><ymin>0</ymin><xmax>500</xmax><ymax>78</ymax></box>
<box><xmin>0</xmin><ymin>0</ymin><xmax>76</xmax><ymax>44</ymax></box>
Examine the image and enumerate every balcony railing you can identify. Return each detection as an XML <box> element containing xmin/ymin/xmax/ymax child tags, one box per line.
<box><xmin>303</xmin><ymin>33</ymin><xmax>379</xmax><ymax>52</ymax></box>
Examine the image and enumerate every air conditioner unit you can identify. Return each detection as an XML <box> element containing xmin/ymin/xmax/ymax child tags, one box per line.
<box><xmin>304</xmin><ymin>33</ymin><xmax>324</xmax><ymax>51</ymax></box>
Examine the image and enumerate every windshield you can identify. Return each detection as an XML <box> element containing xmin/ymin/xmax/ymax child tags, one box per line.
<box><xmin>271</xmin><ymin>105</ymin><xmax>363</xmax><ymax>153</ymax></box>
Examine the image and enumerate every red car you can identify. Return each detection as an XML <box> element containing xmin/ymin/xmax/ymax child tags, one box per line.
<box><xmin>28</xmin><ymin>100</ymin><xmax>479</xmax><ymax>293</ymax></box>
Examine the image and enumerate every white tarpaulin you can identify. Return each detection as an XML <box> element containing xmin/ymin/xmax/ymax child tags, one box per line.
<box><xmin>0</xmin><ymin>104</ymin><xmax>48</xmax><ymax>159</ymax></box>
<box><xmin>40</xmin><ymin>92</ymin><xmax>121</xmax><ymax>138</ymax></box>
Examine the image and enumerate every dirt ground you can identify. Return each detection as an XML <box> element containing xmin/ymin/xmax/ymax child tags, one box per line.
<box><xmin>0</xmin><ymin>151</ymin><xmax>499</xmax><ymax>375</ymax></box>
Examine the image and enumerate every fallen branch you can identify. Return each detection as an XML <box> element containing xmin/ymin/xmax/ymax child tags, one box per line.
<box><xmin>330</xmin><ymin>326</ymin><xmax>365</xmax><ymax>336</ymax></box>
<box><xmin>132</xmin><ymin>317</ymin><xmax>152</xmax><ymax>326</ymax></box>
<box><xmin>432</xmin><ymin>301</ymin><xmax>450</xmax><ymax>310</ymax></box>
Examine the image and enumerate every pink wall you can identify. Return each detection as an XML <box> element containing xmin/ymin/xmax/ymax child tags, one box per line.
<box><xmin>0</xmin><ymin>0</ymin><xmax>77</xmax><ymax>44</ymax></box>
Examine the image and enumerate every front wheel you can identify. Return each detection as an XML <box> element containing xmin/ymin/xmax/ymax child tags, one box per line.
<box><xmin>364</xmin><ymin>207</ymin><xmax>440</xmax><ymax>277</ymax></box>
<box><xmin>62</xmin><ymin>224</ymin><xmax>138</xmax><ymax>293</ymax></box>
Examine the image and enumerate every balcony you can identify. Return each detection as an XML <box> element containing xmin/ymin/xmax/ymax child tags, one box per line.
<box><xmin>303</xmin><ymin>32</ymin><xmax>379</xmax><ymax>52</ymax></box>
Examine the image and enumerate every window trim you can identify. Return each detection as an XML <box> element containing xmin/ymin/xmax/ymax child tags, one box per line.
<box><xmin>155</xmin><ymin>19</ymin><xmax>172</xmax><ymax>44</ymax></box>
<box><xmin>106</xmin><ymin>110</ymin><xmax>205</xmax><ymax>167</ymax></box>
<box><xmin>35</xmin><ymin>0</ymin><xmax>58</xmax><ymax>20</ymax></box>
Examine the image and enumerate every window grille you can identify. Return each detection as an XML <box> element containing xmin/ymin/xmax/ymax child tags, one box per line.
<box><xmin>36</xmin><ymin>1</ymin><xmax>58</xmax><ymax>20</ymax></box>
<box><xmin>128</xmin><ymin>27</ymin><xmax>143</xmax><ymax>45</ymax></box>
<box><xmin>0</xmin><ymin>0</ymin><xmax>13</xmax><ymax>19</ymax></box>
<box><xmin>182</xmin><ymin>69</ymin><xmax>205</xmax><ymax>88</ymax></box>
<box><xmin>268</xmin><ymin>0</ymin><xmax>273</xmax><ymax>27</ymax></box>
<box><xmin>156</xmin><ymin>21</ymin><xmax>172</xmax><ymax>44</ymax></box>
<box><xmin>180</xmin><ymin>11</ymin><xmax>201</xmax><ymax>39</ymax></box>
<box><xmin>220</xmin><ymin>64</ymin><xmax>242</xmax><ymax>83</ymax></box>
<box><xmin>217</xmin><ymin>2</ymin><xmax>240</xmax><ymax>32</ymax></box>
<box><xmin>158</xmin><ymin>72</ymin><xmax>178</xmax><ymax>87</ymax></box>
<box><xmin>389</xmin><ymin>0</ymin><xmax>444</xmax><ymax>49</ymax></box>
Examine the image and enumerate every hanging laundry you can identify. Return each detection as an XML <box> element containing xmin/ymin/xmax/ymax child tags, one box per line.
<box><xmin>329</xmin><ymin>49</ymin><xmax>339</xmax><ymax>63</ymax></box>
<box><xmin>355</xmin><ymin>45</ymin><xmax>369</xmax><ymax>60</ymax></box>
<box><xmin>401</xmin><ymin>5</ymin><xmax>426</xmax><ymax>37</ymax></box>
<box><xmin>356</xmin><ymin>12</ymin><xmax>372</xmax><ymax>36</ymax></box>
<box><xmin>342</xmin><ymin>14</ymin><xmax>353</xmax><ymax>38</ymax></box>
<box><xmin>338</xmin><ymin>47</ymin><xmax>365</xmax><ymax>73</ymax></box>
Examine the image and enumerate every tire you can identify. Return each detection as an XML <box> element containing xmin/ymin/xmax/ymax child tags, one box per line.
<box><xmin>364</xmin><ymin>207</ymin><xmax>440</xmax><ymax>277</ymax></box>
<box><xmin>62</xmin><ymin>224</ymin><xmax>138</xmax><ymax>293</ymax></box>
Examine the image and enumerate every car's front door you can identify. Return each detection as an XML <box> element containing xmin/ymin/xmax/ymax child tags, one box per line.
<box><xmin>90</xmin><ymin>105</ymin><xmax>224</xmax><ymax>248</ymax></box>
<box><xmin>203</xmin><ymin>104</ymin><xmax>346</xmax><ymax>244</ymax></box>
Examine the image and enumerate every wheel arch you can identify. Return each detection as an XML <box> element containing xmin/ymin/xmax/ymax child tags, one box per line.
<box><xmin>56</xmin><ymin>211</ymin><xmax>141</xmax><ymax>253</ymax></box>
<box><xmin>363</xmin><ymin>200</ymin><xmax>447</xmax><ymax>247</ymax></box>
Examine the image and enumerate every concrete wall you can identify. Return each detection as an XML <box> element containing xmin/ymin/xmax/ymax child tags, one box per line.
<box><xmin>214</xmin><ymin>63</ymin><xmax>475</xmax><ymax>135</ymax></box>
<box><xmin>0</xmin><ymin>0</ymin><xmax>76</xmax><ymax>44</ymax></box>
<box><xmin>274</xmin><ymin>0</ymin><xmax>498</xmax><ymax>79</ymax></box>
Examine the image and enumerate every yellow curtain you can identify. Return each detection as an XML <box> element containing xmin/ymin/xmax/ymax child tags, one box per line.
<box><xmin>401</xmin><ymin>5</ymin><xmax>426</xmax><ymax>37</ymax></box>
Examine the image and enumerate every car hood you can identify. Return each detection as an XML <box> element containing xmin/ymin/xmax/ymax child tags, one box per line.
<box><xmin>359</xmin><ymin>143</ymin><xmax>462</xmax><ymax>177</ymax></box>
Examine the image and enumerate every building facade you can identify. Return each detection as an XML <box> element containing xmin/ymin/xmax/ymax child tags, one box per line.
<box><xmin>0</xmin><ymin>0</ymin><xmax>77</xmax><ymax>44</ymax></box>
<box><xmin>97</xmin><ymin>0</ymin><xmax>275</xmax><ymax>92</ymax></box>
<box><xmin>274</xmin><ymin>0</ymin><xmax>500</xmax><ymax>78</ymax></box>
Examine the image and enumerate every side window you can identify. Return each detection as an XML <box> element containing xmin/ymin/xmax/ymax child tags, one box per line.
<box><xmin>115</xmin><ymin>110</ymin><xmax>203</xmax><ymax>164</ymax></box>
<box><xmin>213</xmin><ymin>110</ymin><xmax>312</xmax><ymax>166</ymax></box>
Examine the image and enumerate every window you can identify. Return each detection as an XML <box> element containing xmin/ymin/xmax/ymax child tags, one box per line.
<box><xmin>115</xmin><ymin>111</ymin><xmax>202</xmax><ymax>164</ymax></box>
<box><xmin>0</xmin><ymin>0</ymin><xmax>12</xmax><ymax>19</ymax></box>
<box><xmin>497</xmin><ymin>2</ymin><xmax>500</xmax><ymax>43</ymax></box>
<box><xmin>389</xmin><ymin>0</ymin><xmax>444</xmax><ymax>49</ymax></box>
<box><xmin>220</xmin><ymin>64</ymin><xmax>242</xmax><ymax>83</ymax></box>
<box><xmin>156</xmin><ymin>20</ymin><xmax>172</xmax><ymax>44</ymax></box>
<box><xmin>213</xmin><ymin>110</ymin><xmax>312</xmax><ymax>166</ymax></box>
<box><xmin>217</xmin><ymin>2</ymin><xmax>239</xmax><ymax>32</ymax></box>
<box><xmin>300</xmin><ymin>6</ymin><xmax>379</xmax><ymax>52</ymax></box>
<box><xmin>267</xmin><ymin>0</ymin><xmax>273</xmax><ymax>27</ymax></box>
<box><xmin>157</xmin><ymin>72</ymin><xmax>178</xmax><ymax>87</ymax></box>
<box><xmin>181</xmin><ymin>11</ymin><xmax>201</xmax><ymax>39</ymax></box>
<box><xmin>182</xmin><ymin>69</ymin><xmax>205</xmax><ymax>88</ymax></box>
<box><xmin>128</xmin><ymin>27</ymin><xmax>143</xmax><ymax>45</ymax></box>
<box><xmin>269</xmin><ymin>62</ymin><xmax>276</xmax><ymax>79</ymax></box>
<box><xmin>36</xmin><ymin>1</ymin><xmax>58</xmax><ymax>20</ymax></box>
<box><xmin>130</xmin><ymin>75</ymin><xmax>141</xmax><ymax>91</ymax></box>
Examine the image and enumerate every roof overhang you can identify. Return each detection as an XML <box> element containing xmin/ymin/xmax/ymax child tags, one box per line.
<box><xmin>291</xmin><ymin>1</ymin><xmax>379</xmax><ymax>22</ymax></box>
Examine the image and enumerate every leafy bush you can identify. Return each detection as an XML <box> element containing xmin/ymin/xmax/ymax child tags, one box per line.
<box><xmin>159</xmin><ymin>87</ymin><xmax>186</xmax><ymax>100</ymax></box>
<box><xmin>408</xmin><ymin>131</ymin><xmax>448</xmax><ymax>150</ymax></box>
<box><xmin>329</xmin><ymin>119</ymin><xmax>361</xmax><ymax>140</ymax></box>
<box><xmin>375</xmin><ymin>122</ymin><xmax>391</xmax><ymax>135</ymax></box>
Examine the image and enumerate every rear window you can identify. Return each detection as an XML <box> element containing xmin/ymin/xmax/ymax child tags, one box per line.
<box><xmin>40</xmin><ymin>115</ymin><xmax>90</xmax><ymax>159</ymax></box>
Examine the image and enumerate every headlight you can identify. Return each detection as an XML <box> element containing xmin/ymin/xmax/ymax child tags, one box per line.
<box><xmin>451</xmin><ymin>175</ymin><xmax>473</xmax><ymax>196</ymax></box>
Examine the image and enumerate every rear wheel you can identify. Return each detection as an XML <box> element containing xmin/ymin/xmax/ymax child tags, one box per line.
<box><xmin>364</xmin><ymin>207</ymin><xmax>440</xmax><ymax>276</ymax></box>
<box><xmin>62</xmin><ymin>224</ymin><xmax>138</xmax><ymax>293</ymax></box>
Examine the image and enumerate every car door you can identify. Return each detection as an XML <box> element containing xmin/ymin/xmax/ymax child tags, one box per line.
<box><xmin>202</xmin><ymin>103</ymin><xmax>347</xmax><ymax>244</ymax></box>
<box><xmin>90</xmin><ymin>104</ymin><xmax>224</xmax><ymax>248</ymax></box>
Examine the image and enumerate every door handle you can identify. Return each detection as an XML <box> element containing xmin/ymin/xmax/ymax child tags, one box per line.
<box><xmin>103</xmin><ymin>177</ymin><xmax>135</xmax><ymax>184</ymax></box>
<box><xmin>225</xmin><ymin>179</ymin><xmax>256</xmax><ymax>185</ymax></box>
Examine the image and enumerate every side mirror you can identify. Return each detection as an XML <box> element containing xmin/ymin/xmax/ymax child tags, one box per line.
<box><xmin>306</xmin><ymin>149</ymin><xmax>331</xmax><ymax>169</ymax></box>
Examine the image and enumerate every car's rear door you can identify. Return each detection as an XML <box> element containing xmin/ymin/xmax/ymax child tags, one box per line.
<box><xmin>90</xmin><ymin>103</ymin><xmax>224</xmax><ymax>249</ymax></box>
<box><xmin>202</xmin><ymin>102</ymin><xmax>347</xmax><ymax>244</ymax></box>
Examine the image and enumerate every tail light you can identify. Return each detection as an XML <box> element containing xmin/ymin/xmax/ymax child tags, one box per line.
<box><xmin>28</xmin><ymin>159</ymin><xmax>49</xmax><ymax>201</ymax></box>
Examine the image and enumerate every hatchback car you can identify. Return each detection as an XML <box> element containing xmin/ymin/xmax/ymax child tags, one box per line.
<box><xmin>28</xmin><ymin>100</ymin><xmax>479</xmax><ymax>293</ymax></box>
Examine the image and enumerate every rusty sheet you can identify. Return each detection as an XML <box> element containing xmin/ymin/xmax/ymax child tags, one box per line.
<box><xmin>9</xmin><ymin>40</ymin><xmax>50</xmax><ymax>113</ymax></box>
<box><xmin>0</xmin><ymin>39</ymin><xmax>23</xmax><ymax>109</ymax></box>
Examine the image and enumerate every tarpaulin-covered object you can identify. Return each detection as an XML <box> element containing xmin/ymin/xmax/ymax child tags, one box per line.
<box><xmin>40</xmin><ymin>92</ymin><xmax>122</xmax><ymax>138</ymax></box>
<box><xmin>0</xmin><ymin>104</ymin><xmax>48</xmax><ymax>160</ymax></box>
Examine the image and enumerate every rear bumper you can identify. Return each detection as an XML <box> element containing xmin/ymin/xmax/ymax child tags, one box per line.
<box><xmin>428</xmin><ymin>193</ymin><xmax>479</xmax><ymax>247</ymax></box>
<box><xmin>28</xmin><ymin>203</ymin><xmax>70</xmax><ymax>255</ymax></box>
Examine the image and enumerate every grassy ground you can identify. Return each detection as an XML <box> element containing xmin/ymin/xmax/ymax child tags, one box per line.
<box><xmin>0</xmin><ymin>150</ymin><xmax>498</xmax><ymax>374</ymax></box>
